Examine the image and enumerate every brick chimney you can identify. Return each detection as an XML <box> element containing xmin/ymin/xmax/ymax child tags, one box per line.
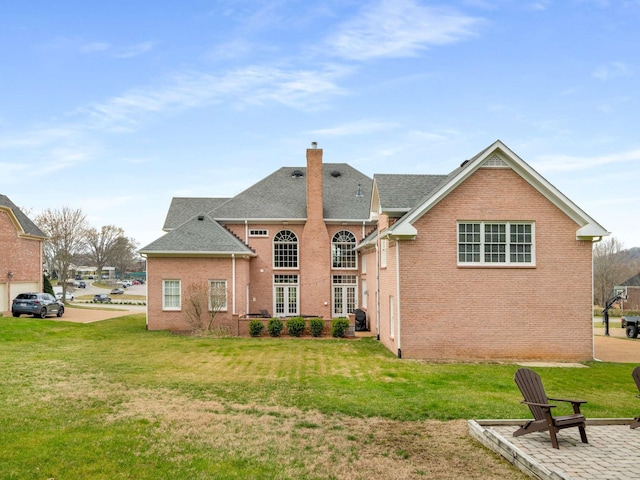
<box><xmin>306</xmin><ymin>142</ymin><xmax>323</xmax><ymax>221</ymax></box>
<box><xmin>301</xmin><ymin>142</ymin><xmax>330</xmax><ymax>318</ymax></box>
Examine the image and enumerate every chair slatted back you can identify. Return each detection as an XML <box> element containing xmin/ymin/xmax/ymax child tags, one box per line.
<box><xmin>632</xmin><ymin>366</ymin><xmax>640</xmax><ymax>394</ymax></box>
<box><xmin>514</xmin><ymin>368</ymin><xmax>549</xmax><ymax>421</ymax></box>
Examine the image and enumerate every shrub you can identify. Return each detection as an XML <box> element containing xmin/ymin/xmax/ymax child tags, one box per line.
<box><xmin>267</xmin><ymin>318</ymin><xmax>284</xmax><ymax>337</ymax></box>
<box><xmin>309</xmin><ymin>318</ymin><xmax>324</xmax><ymax>337</ymax></box>
<box><xmin>331</xmin><ymin>318</ymin><xmax>350</xmax><ymax>338</ymax></box>
<box><xmin>249</xmin><ymin>320</ymin><xmax>264</xmax><ymax>337</ymax></box>
<box><xmin>286</xmin><ymin>317</ymin><xmax>305</xmax><ymax>337</ymax></box>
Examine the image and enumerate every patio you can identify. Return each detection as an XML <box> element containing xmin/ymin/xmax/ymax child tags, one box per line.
<box><xmin>470</xmin><ymin>419</ymin><xmax>638</xmax><ymax>480</ymax></box>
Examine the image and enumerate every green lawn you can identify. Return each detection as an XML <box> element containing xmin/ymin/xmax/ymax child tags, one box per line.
<box><xmin>1</xmin><ymin>314</ymin><xmax>637</xmax><ymax>479</ymax></box>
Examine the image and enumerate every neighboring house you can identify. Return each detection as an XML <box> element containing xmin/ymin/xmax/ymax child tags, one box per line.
<box><xmin>0</xmin><ymin>195</ymin><xmax>47</xmax><ymax>314</ymax></box>
<box><xmin>141</xmin><ymin>140</ymin><xmax>608</xmax><ymax>361</ymax></box>
<box><xmin>621</xmin><ymin>273</ymin><xmax>640</xmax><ymax>311</ymax></box>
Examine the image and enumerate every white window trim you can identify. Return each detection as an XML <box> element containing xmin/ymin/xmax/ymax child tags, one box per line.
<box><xmin>380</xmin><ymin>239</ymin><xmax>388</xmax><ymax>269</ymax></box>
<box><xmin>162</xmin><ymin>279</ymin><xmax>181</xmax><ymax>311</ymax></box>
<box><xmin>249</xmin><ymin>229</ymin><xmax>269</xmax><ymax>237</ymax></box>
<box><xmin>331</xmin><ymin>230</ymin><xmax>358</xmax><ymax>270</ymax></box>
<box><xmin>457</xmin><ymin>221</ymin><xmax>536</xmax><ymax>267</ymax></box>
<box><xmin>273</xmin><ymin>230</ymin><xmax>299</xmax><ymax>270</ymax></box>
<box><xmin>208</xmin><ymin>279</ymin><xmax>228</xmax><ymax>312</ymax></box>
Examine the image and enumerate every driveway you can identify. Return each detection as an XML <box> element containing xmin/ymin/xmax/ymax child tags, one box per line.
<box><xmin>58</xmin><ymin>304</ymin><xmax>145</xmax><ymax>323</ymax></box>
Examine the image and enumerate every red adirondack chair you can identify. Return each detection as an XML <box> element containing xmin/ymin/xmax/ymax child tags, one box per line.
<box><xmin>513</xmin><ymin>368</ymin><xmax>588</xmax><ymax>449</ymax></box>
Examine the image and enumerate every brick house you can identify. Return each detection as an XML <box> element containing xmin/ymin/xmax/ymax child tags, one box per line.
<box><xmin>141</xmin><ymin>140</ymin><xmax>608</xmax><ymax>361</ymax></box>
<box><xmin>0</xmin><ymin>195</ymin><xmax>47</xmax><ymax>314</ymax></box>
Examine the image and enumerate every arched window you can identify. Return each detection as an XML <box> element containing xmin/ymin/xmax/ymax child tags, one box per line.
<box><xmin>332</xmin><ymin>230</ymin><xmax>357</xmax><ymax>269</ymax></box>
<box><xmin>273</xmin><ymin>230</ymin><xmax>298</xmax><ymax>268</ymax></box>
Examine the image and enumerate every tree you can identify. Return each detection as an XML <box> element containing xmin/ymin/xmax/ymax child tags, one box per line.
<box><xmin>35</xmin><ymin>207</ymin><xmax>89</xmax><ymax>301</ymax></box>
<box><xmin>593</xmin><ymin>236</ymin><xmax>638</xmax><ymax>306</ymax></box>
<box><xmin>111</xmin><ymin>236</ymin><xmax>139</xmax><ymax>279</ymax></box>
<box><xmin>184</xmin><ymin>280</ymin><xmax>228</xmax><ymax>333</ymax></box>
<box><xmin>85</xmin><ymin>225</ymin><xmax>125</xmax><ymax>281</ymax></box>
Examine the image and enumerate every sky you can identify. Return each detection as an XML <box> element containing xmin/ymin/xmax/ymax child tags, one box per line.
<box><xmin>1</xmin><ymin>0</ymin><xmax>639</xmax><ymax>250</ymax></box>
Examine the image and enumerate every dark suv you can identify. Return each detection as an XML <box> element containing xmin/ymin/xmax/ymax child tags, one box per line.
<box><xmin>93</xmin><ymin>294</ymin><xmax>112</xmax><ymax>303</ymax></box>
<box><xmin>12</xmin><ymin>293</ymin><xmax>64</xmax><ymax>318</ymax></box>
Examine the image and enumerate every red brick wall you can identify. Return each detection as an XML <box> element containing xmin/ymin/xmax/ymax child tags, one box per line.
<box><xmin>0</xmin><ymin>209</ymin><xmax>43</xmax><ymax>312</ymax></box>
<box><xmin>146</xmin><ymin>255</ymin><xmax>250</xmax><ymax>332</ymax></box>
<box><xmin>392</xmin><ymin>168</ymin><xmax>594</xmax><ymax>361</ymax></box>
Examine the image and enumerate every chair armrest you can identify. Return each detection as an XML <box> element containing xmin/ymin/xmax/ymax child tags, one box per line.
<box><xmin>548</xmin><ymin>397</ymin><xmax>587</xmax><ymax>404</ymax></box>
<box><xmin>521</xmin><ymin>401</ymin><xmax>555</xmax><ymax>409</ymax></box>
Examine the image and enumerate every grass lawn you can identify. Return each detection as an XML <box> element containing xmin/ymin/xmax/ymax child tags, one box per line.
<box><xmin>1</xmin><ymin>314</ymin><xmax>638</xmax><ymax>479</ymax></box>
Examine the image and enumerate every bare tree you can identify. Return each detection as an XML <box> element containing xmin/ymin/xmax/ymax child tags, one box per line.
<box><xmin>85</xmin><ymin>225</ymin><xmax>125</xmax><ymax>281</ymax></box>
<box><xmin>184</xmin><ymin>281</ymin><xmax>208</xmax><ymax>331</ymax></box>
<box><xmin>111</xmin><ymin>236</ymin><xmax>139</xmax><ymax>279</ymax></box>
<box><xmin>593</xmin><ymin>236</ymin><xmax>638</xmax><ymax>306</ymax></box>
<box><xmin>206</xmin><ymin>280</ymin><xmax>228</xmax><ymax>331</ymax></box>
<box><xmin>184</xmin><ymin>280</ymin><xmax>228</xmax><ymax>333</ymax></box>
<box><xmin>35</xmin><ymin>207</ymin><xmax>89</xmax><ymax>301</ymax></box>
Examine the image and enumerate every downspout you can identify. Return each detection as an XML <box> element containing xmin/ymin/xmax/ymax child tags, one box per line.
<box><xmin>375</xmin><ymin>243</ymin><xmax>380</xmax><ymax>341</ymax></box>
<box><xmin>144</xmin><ymin>255</ymin><xmax>149</xmax><ymax>329</ymax></box>
<box><xmin>591</xmin><ymin>236</ymin><xmax>603</xmax><ymax>360</ymax></box>
<box><xmin>232</xmin><ymin>254</ymin><xmax>236</xmax><ymax>314</ymax></box>
<box><xmin>395</xmin><ymin>240</ymin><xmax>402</xmax><ymax>358</ymax></box>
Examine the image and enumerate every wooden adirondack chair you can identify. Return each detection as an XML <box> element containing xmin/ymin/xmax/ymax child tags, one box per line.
<box><xmin>631</xmin><ymin>366</ymin><xmax>640</xmax><ymax>429</ymax></box>
<box><xmin>513</xmin><ymin>368</ymin><xmax>588</xmax><ymax>449</ymax></box>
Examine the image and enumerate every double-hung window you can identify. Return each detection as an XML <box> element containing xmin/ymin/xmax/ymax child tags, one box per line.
<box><xmin>163</xmin><ymin>280</ymin><xmax>181</xmax><ymax>310</ymax></box>
<box><xmin>208</xmin><ymin>280</ymin><xmax>227</xmax><ymax>311</ymax></box>
<box><xmin>457</xmin><ymin>222</ymin><xmax>534</xmax><ymax>266</ymax></box>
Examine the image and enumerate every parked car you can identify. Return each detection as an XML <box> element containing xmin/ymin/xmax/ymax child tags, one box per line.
<box><xmin>110</xmin><ymin>288</ymin><xmax>125</xmax><ymax>295</ymax></box>
<box><xmin>78</xmin><ymin>281</ymin><xmax>86</xmax><ymax>288</ymax></box>
<box><xmin>12</xmin><ymin>293</ymin><xmax>64</xmax><ymax>318</ymax></box>
<box><xmin>93</xmin><ymin>294</ymin><xmax>112</xmax><ymax>303</ymax></box>
<box><xmin>55</xmin><ymin>291</ymin><xmax>75</xmax><ymax>301</ymax></box>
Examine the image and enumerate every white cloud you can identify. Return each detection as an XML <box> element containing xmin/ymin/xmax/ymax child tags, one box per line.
<box><xmin>308</xmin><ymin>120</ymin><xmax>399</xmax><ymax>137</ymax></box>
<box><xmin>592</xmin><ymin>62</ymin><xmax>631</xmax><ymax>81</ymax></box>
<box><xmin>114</xmin><ymin>42</ymin><xmax>155</xmax><ymax>59</ymax></box>
<box><xmin>79</xmin><ymin>42</ymin><xmax>111</xmax><ymax>53</ymax></box>
<box><xmin>77</xmin><ymin>64</ymin><xmax>348</xmax><ymax>130</ymax></box>
<box><xmin>325</xmin><ymin>0</ymin><xmax>480</xmax><ymax>60</ymax></box>
<box><xmin>533</xmin><ymin>149</ymin><xmax>640</xmax><ymax>172</ymax></box>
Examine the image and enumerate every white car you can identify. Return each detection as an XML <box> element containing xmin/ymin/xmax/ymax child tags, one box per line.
<box><xmin>55</xmin><ymin>292</ymin><xmax>75</xmax><ymax>301</ymax></box>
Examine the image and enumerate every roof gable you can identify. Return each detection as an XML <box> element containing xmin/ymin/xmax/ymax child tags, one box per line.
<box><xmin>0</xmin><ymin>194</ymin><xmax>47</xmax><ymax>238</ymax></box>
<box><xmin>163</xmin><ymin>197</ymin><xmax>231</xmax><ymax>231</ymax></box>
<box><xmin>386</xmin><ymin>140</ymin><xmax>609</xmax><ymax>240</ymax></box>
<box><xmin>140</xmin><ymin>213</ymin><xmax>255</xmax><ymax>256</ymax></box>
<box><xmin>371</xmin><ymin>174</ymin><xmax>448</xmax><ymax>217</ymax></box>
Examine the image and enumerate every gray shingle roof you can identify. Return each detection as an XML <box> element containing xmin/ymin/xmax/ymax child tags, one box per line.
<box><xmin>163</xmin><ymin>197</ymin><xmax>231</xmax><ymax>231</ymax></box>
<box><xmin>210</xmin><ymin>164</ymin><xmax>372</xmax><ymax>221</ymax></box>
<box><xmin>140</xmin><ymin>213</ymin><xmax>255</xmax><ymax>255</ymax></box>
<box><xmin>373</xmin><ymin>174</ymin><xmax>448</xmax><ymax>211</ymax></box>
<box><xmin>0</xmin><ymin>194</ymin><xmax>46</xmax><ymax>238</ymax></box>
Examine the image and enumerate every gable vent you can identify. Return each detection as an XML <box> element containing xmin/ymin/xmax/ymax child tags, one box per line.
<box><xmin>291</xmin><ymin>169</ymin><xmax>304</xmax><ymax>178</ymax></box>
<box><xmin>482</xmin><ymin>154</ymin><xmax>508</xmax><ymax>168</ymax></box>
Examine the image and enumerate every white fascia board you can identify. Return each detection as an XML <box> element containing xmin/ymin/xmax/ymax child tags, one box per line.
<box><xmin>141</xmin><ymin>250</ymin><xmax>257</xmax><ymax>257</ymax></box>
<box><xmin>389</xmin><ymin>140</ymin><xmax>609</xmax><ymax>241</ymax></box>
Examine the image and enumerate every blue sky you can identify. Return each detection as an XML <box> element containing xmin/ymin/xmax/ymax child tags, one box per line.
<box><xmin>1</xmin><ymin>0</ymin><xmax>639</xmax><ymax>249</ymax></box>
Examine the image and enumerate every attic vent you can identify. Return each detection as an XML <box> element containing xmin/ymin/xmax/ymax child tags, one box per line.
<box><xmin>483</xmin><ymin>154</ymin><xmax>508</xmax><ymax>167</ymax></box>
<box><xmin>331</xmin><ymin>170</ymin><xmax>341</xmax><ymax>177</ymax></box>
<box><xmin>197</xmin><ymin>215</ymin><xmax>205</xmax><ymax>221</ymax></box>
<box><xmin>292</xmin><ymin>169</ymin><xmax>304</xmax><ymax>178</ymax></box>
<box><xmin>460</xmin><ymin>159</ymin><xmax>470</xmax><ymax>168</ymax></box>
